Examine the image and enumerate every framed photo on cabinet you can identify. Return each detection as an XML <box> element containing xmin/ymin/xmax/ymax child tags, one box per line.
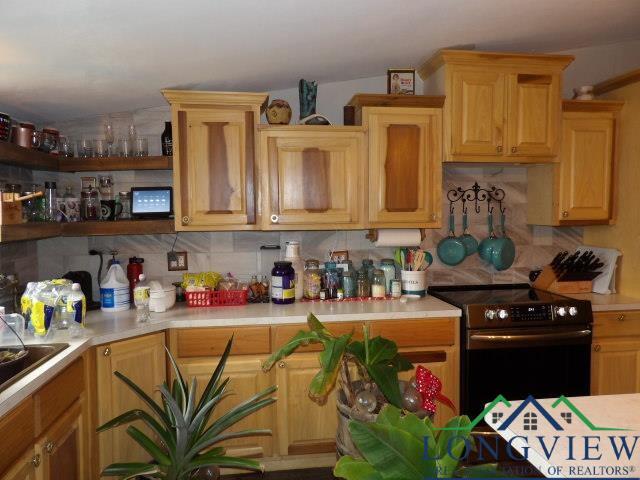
<box><xmin>387</xmin><ymin>68</ymin><xmax>415</xmax><ymax>95</ymax></box>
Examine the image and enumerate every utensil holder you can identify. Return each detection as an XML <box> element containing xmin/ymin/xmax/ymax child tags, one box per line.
<box><xmin>400</xmin><ymin>270</ymin><xmax>427</xmax><ymax>297</ymax></box>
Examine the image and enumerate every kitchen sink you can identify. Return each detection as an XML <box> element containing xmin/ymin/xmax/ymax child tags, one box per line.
<box><xmin>0</xmin><ymin>343</ymin><xmax>69</xmax><ymax>393</ymax></box>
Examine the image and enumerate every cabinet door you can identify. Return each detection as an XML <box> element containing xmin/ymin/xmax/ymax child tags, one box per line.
<box><xmin>506</xmin><ymin>73</ymin><xmax>560</xmax><ymax>157</ymax></box>
<box><xmin>177</xmin><ymin>356</ymin><xmax>275</xmax><ymax>458</ymax></box>
<box><xmin>591</xmin><ymin>339</ymin><xmax>640</xmax><ymax>395</ymax></box>
<box><xmin>36</xmin><ymin>402</ymin><xmax>84</xmax><ymax>480</ymax></box>
<box><xmin>558</xmin><ymin>115</ymin><xmax>614</xmax><ymax>221</ymax></box>
<box><xmin>449</xmin><ymin>69</ymin><xmax>505</xmax><ymax>156</ymax></box>
<box><xmin>0</xmin><ymin>449</ymin><xmax>37</xmax><ymax>480</ymax></box>
<box><xmin>260</xmin><ymin>127</ymin><xmax>365</xmax><ymax>229</ymax></box>
<box><xmin>175</xmin><ymin>108</ymin><xmax>257</xmax><ymax>229</ymax></box>
<box><xmin>96</xmin><ymin>333</ymin><xmax>166</xmax><ymax>471</ymax></box>
<box><xmin>365</xmin><ymin>107</ymin><xmax>442</xmax><ymax>227</ymax></box>
<box><xmin>275</xmin><ymin>353</ymin><xmax>339</xmax><ymax>456</ymax></box>
<box><xmin>398</xmin><ymin>348</ymin><xmax>458</xmax><ymax>428</ymax></box>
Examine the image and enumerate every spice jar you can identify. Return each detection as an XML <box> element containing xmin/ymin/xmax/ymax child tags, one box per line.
<box><xmin>371</xmin><ymin>269</ymin><xmax>386</xmax><ymax>299</ymax></box>
<box><xmin>271</xmin><ymin>261</ymin><xmax>295</xmax><ymax>305</ymax></box>
<box><xmin>379</xmin><ymin>258</ymin><xmax>396</xmax><ymax>295</ymax></box>
<box><xmin>341</xmin><ymin>270</ymin><xmax>356</xmax><ymax>298</ymax></box>
<box><xmin>356</xmin><ymin>270</ymin><xmax>370</xmax><ymax>298</ymax></box>
<box><xmin>303</xmin><ymin>259</ymin><xmax>322</xmax><ymax>300</ymax></box>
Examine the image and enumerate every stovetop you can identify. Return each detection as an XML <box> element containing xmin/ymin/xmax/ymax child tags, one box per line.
<box><xmin>428</xmin><ymin>283</ymin><xmax>593</xmax><ymax>329</ymax></box>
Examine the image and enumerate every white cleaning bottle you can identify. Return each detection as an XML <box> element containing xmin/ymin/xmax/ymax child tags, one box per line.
<box><xmin>284</xmin><ymin>240</ymin><xmax>304</xmax><ymax>300</ymax></box>
<box><xmin>100</xmin><ymin>261</ymin><xmax>130</xmax><ymax>312</ymax></box>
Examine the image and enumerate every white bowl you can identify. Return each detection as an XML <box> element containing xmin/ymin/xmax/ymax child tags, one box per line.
<box><xmin>149</xmin><ymin>284</ymin><xmax>176</xmax><ymax>312</ymax></box>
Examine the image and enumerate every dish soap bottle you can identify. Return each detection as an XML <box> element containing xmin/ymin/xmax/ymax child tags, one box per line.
<box><xmin>133</xmin><ymin>274</ymin><xmax>151</xmax><ymax>323</ymax></box>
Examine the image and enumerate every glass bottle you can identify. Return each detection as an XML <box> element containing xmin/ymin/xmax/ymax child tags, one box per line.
<box><xmin>371</xmin><ymin>269</ymin><xmax>386</xmax><ymax>299</ymax></box>
<box><xmin>356</xmin><ymin>270</ymin><xmax>370</xmax><ymax>298</ymax></box>
<box><xmin>361</xmin><ymin>259</ymin><xmax>375</xmax><ymax>282</ymax></box>
<box><xmin>133</xmin><ymin>274</ymin><xmax>151</xmax><ymax>323</ymax></box>
<box><xmin>379</xmin><ymin>259</ymin><xmax>397</xmax><ymax>295</ymax></box>
<box><xmin>81</xmin><ymin>177</ymin><xmax>100</xmax><ymax>221</ymax></box>
<box><xmin>341</xmin><ymin>270</ymin><xmax>356</xmax><ymax>298</ymax></box>
<box><xmin>161</xmin><ymin>121</ymin><xmax>173</xmax><ymax>156</ymax></box>
<box><xmin>44</xmin><ymin>181</ymin><xmax>57</xmax><ymax>221</ymax></box>
<box><xmin>303</xmin><ymin>259</ymin><xmax>322</xmax><ymax>300</ymax></box>
<box><xmin>99</xmin><ymin>175</ymin><xmax>113</xmax><ymax>200</ymax></box>
<box><xmin>325</xmin><ymin>267</ymin><xmax>340</xmax><ymax>299</ymax></box>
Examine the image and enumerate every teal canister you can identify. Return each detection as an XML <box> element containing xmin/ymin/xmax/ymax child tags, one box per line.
<box><xmin>379</xmin><ymin>258</ymin><xmax>396</xmax><ymax>294</ymax></box>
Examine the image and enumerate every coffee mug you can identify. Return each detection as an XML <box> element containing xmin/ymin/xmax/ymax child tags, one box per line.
<box><xmin>100</xmin><ymin>200</ymin><xmax>123</xmax><ymax>221</ymax></box>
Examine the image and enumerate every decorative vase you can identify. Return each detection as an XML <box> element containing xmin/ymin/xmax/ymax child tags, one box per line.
<box><xmin>266</xmin><ymin>99</ymin><xmax>292</xmax><ymax>125</ymax></box>
<box><xmin>298</xmin><ymin>79</ymin><xmax>317</xmax><ymax>119</ymax></box>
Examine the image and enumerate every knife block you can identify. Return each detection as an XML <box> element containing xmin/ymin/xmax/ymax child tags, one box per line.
<box><xmin>533</xmin><ymin>265</ymin><xmax>592</xmax><ymax>294</ymax></box>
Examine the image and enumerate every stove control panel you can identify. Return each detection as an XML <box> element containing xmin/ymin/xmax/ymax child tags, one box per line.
<box><xmin>474</xmin><ymin>302</ymin><xmax>585</xmax><ymax>327</ymax></box>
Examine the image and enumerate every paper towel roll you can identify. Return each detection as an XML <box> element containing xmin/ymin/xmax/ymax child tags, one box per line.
<box><xmin>374</xmin><ymin>229</ymin><xmax>422</xmax><ymax>247</ymax></box>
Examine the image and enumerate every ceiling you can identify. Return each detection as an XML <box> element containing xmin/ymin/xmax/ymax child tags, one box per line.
<box><xmin>2</xmin><ymin>0</ymin><xmax>640</xmax><ymax>122</ymax></box>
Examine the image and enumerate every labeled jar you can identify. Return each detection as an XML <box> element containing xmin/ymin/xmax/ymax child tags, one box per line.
<box><xmin>303</xmin><ymin>259</ymin><xmax>322</xmax><ymax>300</ymax></box>
<box><xmin>371</xmin><ymin>269</ymin><xmax>386</xmax><ymax>299</ymax></box>
<box><xmin>379</xmin><ymin>258</ymin><xmax>397</xmax><ymax>295</ymax></box>
<box><xmin>271</xmin><ymin>261</ymin><xmax>295</xmax><ymax>305</ymax></box>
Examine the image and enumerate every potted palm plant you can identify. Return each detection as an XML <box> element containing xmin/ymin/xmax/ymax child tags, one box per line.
<box><xmin>97</xmin><ymin>337</ymin><xmax>276</xmax><ymax>480</ymax></box>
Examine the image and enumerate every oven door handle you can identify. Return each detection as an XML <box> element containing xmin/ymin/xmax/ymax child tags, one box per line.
<box><xmin>470</xmin><ymin>329</ymin><xmax>592</xmax><ymax>343</ymax></box>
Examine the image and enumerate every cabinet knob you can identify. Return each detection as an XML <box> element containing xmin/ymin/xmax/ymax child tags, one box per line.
<box><xmin>31</xmin><ymin>454</ymin><xmax>41</xmax><ymax>468</ymax></box>
<box><xmin>496</xmin><ymin>145</ymin><xmax>503</xmax><ymax>153</ymax></box>
<box><xmin>430</xmin><ymin>213</ymin><xmax>437</xmax><ymax>221</ymax></box>
<box><xmin>103</xmin><ymin>346</ymin><xmax>111</xmax><ymax>356</ymax></box>
<box><xmin>617</xmin><ymin>314</ymin><xmax>626</xmax><ymax>322</ymax></box>
<box><xmin>511</xmin><ymin>146</ymin><xmax>517</xmax><ymax>153</ymax></box>
<box><xmin>278</xmin><ymin>361</ymin><xmax>286</xmax><ymax>369</ymax></box>
<box><xmin>182</xmin><ymin>216</ymin><xmax>191</xmax><ymax>225</ymax></box>
<box><xmin>562</xmin><ymin>211</ymin><xmax>569</xmax><ymax>218</ymax></box>
<box><xmin>270</xmin><ymin>214</ymin><xmax>279</xmax><ymax>224</ymax></box>
<box><xmin>594</xmin><ymin>344</ymin><xmax>601</xmax><ymax>352</ymax></box>
<box><xmin>44</xmin><ymin>441</ymin><xmax>55</xmax><ymax>454</ymax></box>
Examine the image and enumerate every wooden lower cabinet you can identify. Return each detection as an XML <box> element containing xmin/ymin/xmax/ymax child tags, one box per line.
<box><xmin>35</xmin><ymin>401</ymin><xmax>84</xmax><ymax>480</ymax></box>
<box><xmin>591</xmin><ymin>338</ymin><xmax>640</xmax><ymax>395</ymax></box>
<box><xmin>95</xmin><ymin>333</ymin><xmax>166</xmax><ymax>472</ymax></box>
<box><xmin>0</xmin><ymin>450</ymin><xmax>37</xmax><ymax>480</ymax></box>
<box><xmin>177</xmin><ymin>355</ymin><xmax>276</xmax><ymax>458</ymax></box>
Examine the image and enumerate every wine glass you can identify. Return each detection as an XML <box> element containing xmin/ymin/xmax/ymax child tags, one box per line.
<box><xmin>104</xmin><ymin>121</ymin><xmax>114</xmax><ymax>156</ymax></box>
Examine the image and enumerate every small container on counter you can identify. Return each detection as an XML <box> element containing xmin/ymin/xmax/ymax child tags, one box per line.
<box><xmin>341</xmin><ymin>270</ymin><xmax>356</xmax><ymax>298</ymax></box>
<box><xmin>379</xmin><ymin>258</ymin><xmax>397</xmax><ymax>294</ymax></box>
<box><xmin>319</xmin><ymin>289</ymin><xmax>329</xmax><ymax>300</ymax></box>
<box><xmin>361</xmin><ymin>259</ymin><xmax>375</xmax><ymax>282</ymax></box>
<box><xmin>371</xmin><ymin>269</ymin><xmax>386</xmax><ymax>299</ymax></box>
<box><xmin>390</xmin><ymin>279</ymin><xmax>402</xmax><ymax>298</ymax></box>
<box><xmin>303</xmin><ymin>259</ymin><xmax>322</xmax><ymax>300</ymax></box>
<box><xmin>356</xmin><ymin>270</ymin><xmax>370</xmax><ymax>298</ymax></box>
<box><xmin>271</xmin><ymin>261</ymin><xmax>295</xmax><ymax>304</ymax></box>
<box><xmin>325</xmin><ymin>267</ymin><xmax>340</xmax><ymax>299</ymax></box>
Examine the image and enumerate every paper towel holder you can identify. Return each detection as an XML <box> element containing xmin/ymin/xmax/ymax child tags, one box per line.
<box><xmin>365</xmin><ymin>228</ymin><xmax>427</xmax><ymax>243</ymax></box>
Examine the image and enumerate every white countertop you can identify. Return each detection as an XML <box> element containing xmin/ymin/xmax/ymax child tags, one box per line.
<box><xmin>565</xmin><ymin>292</ymin><xmax>640</xmax><ymax>312</ymax></box>
<box><xmin>0</xmin><ymin>295</ymin><xmax>460</xmax><ymax>417</ymax></box>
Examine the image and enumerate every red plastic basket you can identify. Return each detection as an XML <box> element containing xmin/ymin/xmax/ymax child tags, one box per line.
<box><xmin>185</xmin><ymin>289</ymin><xmax>248</xmax><ymax>307</ymax></box>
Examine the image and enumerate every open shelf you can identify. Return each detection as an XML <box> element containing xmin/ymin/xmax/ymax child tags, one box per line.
<box><xmin>0</xmin><ymin>219</ymin><xmax>175</xmax><ymax>243</ymax></box>
<box><xmin>0</xmin><ymin>141</ymin><xmax>59</xmax><ymax>171</ymax></box>
<box><xmin>0</xmin><ymin>142</ymin><xmax>173</xmax><ymax>172</ymax></box>
<box><xmin>58</xmin><ymin>156</ymin><xmax>173</xmax><ymax>172</ymax></box>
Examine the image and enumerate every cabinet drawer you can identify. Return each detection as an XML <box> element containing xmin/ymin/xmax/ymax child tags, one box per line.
<box><xmin>34</xmin><ymin>358</ymin><xmax>84</xmax><ymax>436</ymax></box>
<box><xmin>0</xmin><ymin>397</ymin><xmax>34</xmax><ymax>475</ymax></box>
<box><xmin>593</xmin><ymin>311</ymin><xmax>640</xmax><ymax>338</ymax></box>
<box><xmin>369</xmin><ymin>318</ymin><xmax>456</xmax><ymax>347</ymax></box>
<box><xmin>271</xmin><ymin>322</ymin><xmax>365</xmax><ymax>353</ymax></box>
<box><xmin>176</xmin><ymin>326</ymin><xmax>271</xmax><ymax>357</ymax></box>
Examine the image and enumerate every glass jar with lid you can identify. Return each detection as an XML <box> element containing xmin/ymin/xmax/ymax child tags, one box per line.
<box><xmin>371</xmin><ymin>269</ymin><xmax>387</xmax><ymax>299</ymax></box>
<box><xmin>379</xmin><ymin>259</ymin><xmax>396</xmax><ymax>295</ymax></box>
<box><xmin>361</xmin><ymin>259</ymin><xmax>375</xmax><ymax>282</ymax></box>
<box><xmin>325</xmin><ymin>267</ymin><xmax>340</xmax><ymax>299</ymax></box>
<box><xmin>303</xmin><ymin>259</ymin><xmax>322</xmax><ymax>300</ymax></box>
<box><xmin>341</xmin><ymin>270</ymin><xmax>356</xmax><ymax>298</ymax></box>
<box><xmin>356</xmin><ymin>270</ymin><xmax>370</xmax><ymax>298</ymax></box>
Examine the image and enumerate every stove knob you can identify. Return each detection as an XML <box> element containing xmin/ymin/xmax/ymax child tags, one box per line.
<box><xmin>569</xmin><ymin>306</ymin><xmax>578</xmax><ymax>317</ymax></box>
<box><xmin>497</xmin><ymin>309</ymin><xmax>509</xmax><ymax>320</ymax></box>
<box><xmin>556</xmin><ymin>306</ymin><xmax>568</xmax><ymax>317</ymax></box>
<box><xmin>485</xmin><ymin>309</ymin><xmax>497</xmax><ymax>321</ymax></box>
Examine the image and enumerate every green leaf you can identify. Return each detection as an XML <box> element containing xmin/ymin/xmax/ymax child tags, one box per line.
<box><xmin>196</xmin><ymin>337</ymin><xmax>233</xmax><ymax>412</ymax></box>
<box><xmin>366</xmin><ymin>363</ymin><xmax>403</xmax><ymax>408</ymax></box>
<box><xmin>375</xmin><ymin>405</ymin><xmax>437</xmax><ymax>461</ymax></box>
<box><xmin>100</xmin><ymin>462</ymin><xmax>160</xmax><ymax>479</ymax></box>
<box><xmin>184</xmin><ymin>376</ymin><xmax>198</xmax><ymax>423</ymax></box>
<box><xmin>308</xmin><ymin>333</ymin><xmax>351</xmax><ymax>403</ymax></box>
<box><xmin>307</xmin><ymin>312</ymin><xmax>333</xmax><ymax>337</ymax></box>
<box><xmin>390</xmin><ymin>353</ymin><xmax>414</xmax><ymax>372</ymax></box>
<box><xmin>113</xmin><ymin>371</ymin><xmax>169</xmax><ymax>425</ymax></box>
<box><xmin>262</xmin><ymin>330</ymin><xmax>323</xmax><ymax>371</ymax></box>
<box><xmin>455</xmin><ymin>463</ymin><xmax>510</xmax><ymax>478</ymax></box>
<box><xmin>96</xmin><ymin>408</ymin><xmax>175</xmax><ymax>453</ymax></box>
<box><xmin>436</xmin><ymin>415</ymin><xmax>472</xmax><ymax>478</ymax></box>
<box><xmin>334</xmin><ymin>456</ymin><xmax>384</xmax><ymax>480</ymax></box>
<box><xmin>349</xmin><ymin>421</ymin><xmax>436</xmax><ymax>480</ymax></box>
<box><xmin>165</xmin><ymin>347</ymin><xmax>187</xmax><ymax>414</ymax></box>
<box><xmin>126</xmin><ymin>425</ymin><xmax>172</xmax><ymax>466</ymax></box>
<box><xmin>186</xmin><ymin>454</ymin><xmax>263</xmax><ymax>472</ymax></box>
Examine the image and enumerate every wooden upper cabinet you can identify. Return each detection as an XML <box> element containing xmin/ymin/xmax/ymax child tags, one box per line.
<box><xmin>259</xmin><ymin>126</ymin><xmax>365</xmax><ymax>230</ymax></box>
<box><xmin>161</xmin><ymin>90</ymin><xmax>267</xmax><ymax>231</ymax></box>
<box><xmin>419</xmin><ymin>49</ymin><xmax>573</xmax><ymax>162</ymax></box>
<box><xmin>506</xmin><ymin>73</ymin><xmax>560</xmax><ymax>157</ymax></box>
<box><xmin>450</xmin><ymin>69</ymin><xmax>505</xmax><ymax>156</ymax></box>
<box><xmin>364</xmin><ymin>107</ymin><xmax>442</xmax><ymax>227</ymax></box>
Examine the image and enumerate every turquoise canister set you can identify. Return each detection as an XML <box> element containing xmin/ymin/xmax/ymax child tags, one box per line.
<box><xmin>436</xmin><ymin>207</ymin><xmax>515</xmax><ymax>271</ymax></box>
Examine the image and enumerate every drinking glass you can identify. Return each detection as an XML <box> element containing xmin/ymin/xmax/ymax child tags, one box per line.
<box><xmin>104</xmin><ymin>121</ymin><xmax>114</xmax><ymax>156</ymax></box>
<box><xmin>134</xmin><ymin>137</ymin><xmax>148</xmax><ymax>157</ymax></box>
<box><xmin>93</xmin><ymin>138</ymin><xmax>109</xmax><ymax>158</ymax></box>
<box><xmin>59</xmin><ymin>136</ymin><xmax>74</xmax><ymax>157</ymax></box>
<box><xmin>118</xmin><ymin>137</ymin><xmax>134</xmax><ymax>157</ymax></box>
<box><xmin>78</xmin><ymin>137</ymin><xmax>93</xmax><ymax>158</ymax></box>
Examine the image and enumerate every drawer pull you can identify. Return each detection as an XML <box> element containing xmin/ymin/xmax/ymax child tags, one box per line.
<box><xmin>496</xmin><ymin>145</ymin><xmax>503</xmax><ymax>153</ymax></box>
<box><xmin>278</xmin><ymin>361</ymin><xmax>286</xmax><ymax>369</ymax></box>
<box><xmin>31</xmin><ymin>454</ymin><xmax>41</xmax><ymax>468</ymax></box>
<box><xmin>511</xmin><ymin>146</ymin><xmax>517</xmax><ymax>153</ymax></box>
<box><xmin>562</xmin><ymin>211</ymin><xmax>569</xmax><ymax>218</ymax></box>
<box><xmin>617</xmin><ymin>314</ymin><xmax>625</xmax><ymax>322</ymax></box>
<box><xmin>182</xmin><ymin>216</ymin><xmax>191</xmax><ymax>225</ymax></box>
<box><xmin>103</xmin><ymin>346</ymin><xmax>111</xmax><ymax>356</ymax></box>
<box><xmin>270</xmin><ymin>214</ymin><xmax>280</xmax><ymax>224</ymax></box>
<box><xmin>44</xmin><ymin>441</ymin><xmax>55</xmax><ymax>454</ymax></box>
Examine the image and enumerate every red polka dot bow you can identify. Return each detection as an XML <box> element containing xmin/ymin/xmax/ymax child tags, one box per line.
<box><xmin>415</xmin><ymin>365</ymin><xmax>456</xmax><ymax>414</ymax></box>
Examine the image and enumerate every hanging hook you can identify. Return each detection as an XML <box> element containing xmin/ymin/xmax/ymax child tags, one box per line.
<box><xmin>461</xmin><ymin>198</ymin><xmax>468</xmax><ymax>215</ymax></box>
<box><xmin>487</xmin><ymin>199</ymin><xmax>494</xmax><ymax>214</ymax></box>
<box><xmin>499</xmin><ymin>200</ymin><xmax>506</xmax><ymax>215</ymax></box>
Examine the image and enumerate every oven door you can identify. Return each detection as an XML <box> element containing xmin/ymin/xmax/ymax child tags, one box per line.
<box><xmin>462</xmin><ymin>326</ymin><xmax>592</xmax><ymax>419</ymax></box>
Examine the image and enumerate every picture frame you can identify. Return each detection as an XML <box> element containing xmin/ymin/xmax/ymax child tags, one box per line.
<box><xmin>387</xmin><ymin>68</ymin><xmax>416</xmax><ymax>95</ymax></box>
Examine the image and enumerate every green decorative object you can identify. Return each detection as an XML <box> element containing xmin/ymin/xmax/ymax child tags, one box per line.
<box><xmin>97</xmin><ymin>337</ymin><xmax>276</xmax><ymax>480</ymax></box>
<box><xmin>299</xmin><ymin>79</ymin><xmax>317</xmax><ymax>119</ymax></box>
